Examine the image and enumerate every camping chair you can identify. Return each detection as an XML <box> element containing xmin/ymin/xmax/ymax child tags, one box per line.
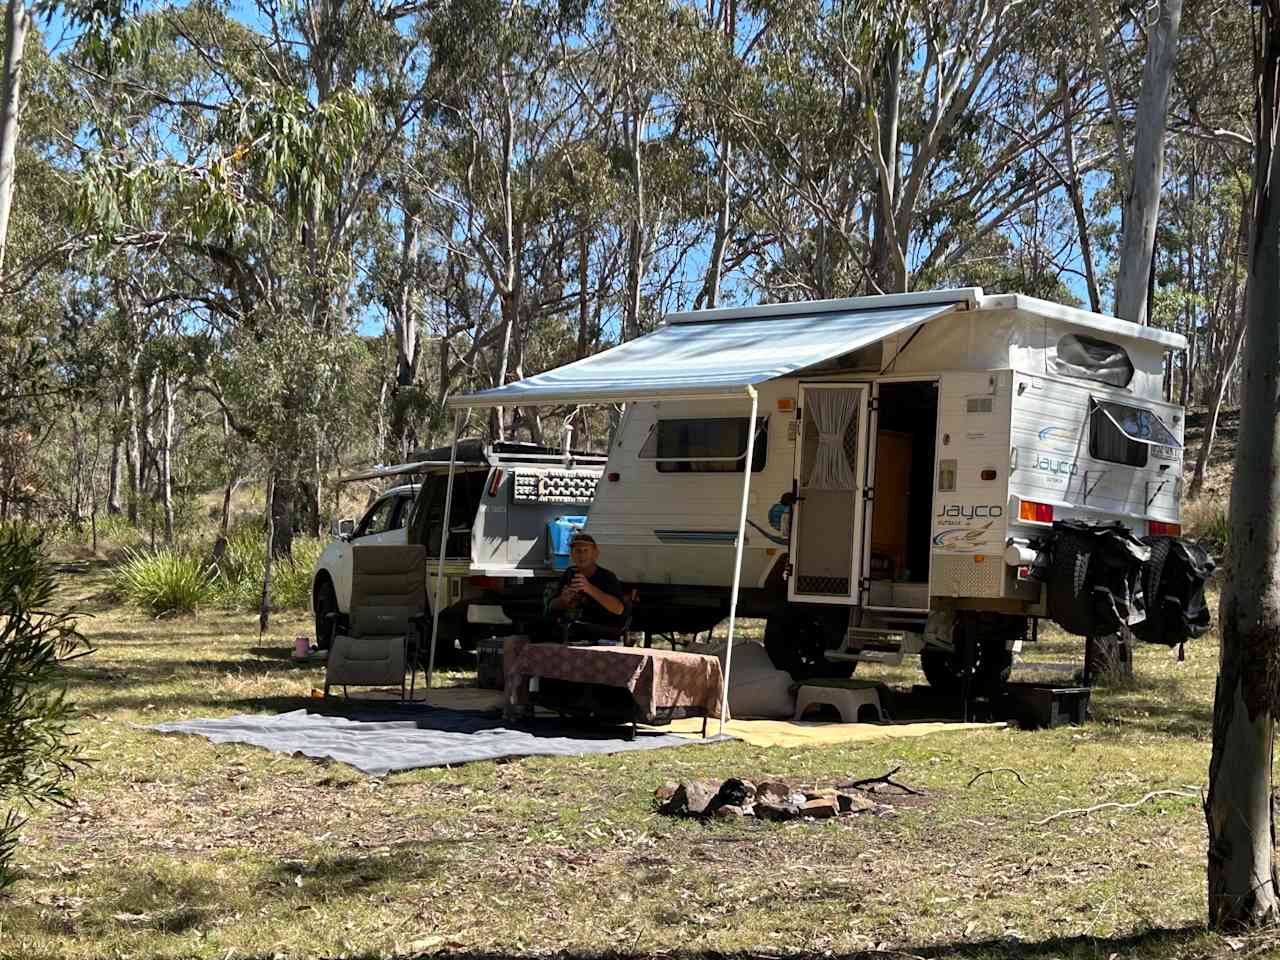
<box><xmin>323</xmin><ymin>544</ymin><xmax>429</xmax><ymax>702</ymax></box>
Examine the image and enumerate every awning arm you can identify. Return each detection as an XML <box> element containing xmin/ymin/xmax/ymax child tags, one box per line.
<box><xmin>719</xmin><ymin>384</ymin><xmax>758</xmax><ymax>735</ymax></box>
<box><xmin>425</xmin><ymin>409</ymin><xmax>468</xmax><ymax>700</ymax></box>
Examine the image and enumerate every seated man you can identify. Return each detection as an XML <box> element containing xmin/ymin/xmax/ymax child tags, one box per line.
<box><xmin>547</xmin><ymin>533</ymin><xmax>626</xmax><ymax>642</ymax></box>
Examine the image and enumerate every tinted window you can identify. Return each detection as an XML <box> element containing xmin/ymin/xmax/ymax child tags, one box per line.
<box><xmin>388</xmin><ymin>494</ymin><xmax>414</xmax><ymax>530</ymax></box>
<box><xmin>1050</xmin><ymin>334</ymin><xmax>1134</xmax><ymax>388</ymax></box>
<box><xmin>1089</xmin><ymin>404</ymin><xmax>1148</xmax><ymax>467</ymax></box>
<box><xmin>641</xmin><ymin>418</ymin><xmax>768</xmax><ymax>473</ymax></box>
<box><xmin>413</xmin><ymin>471</ymin><xmax>488</xmax><ymax>559</ymax></box>
<box><xmin>355</xmin><ymin>497</ymin><xmax>396</xmax><ymax>537</ymax></box>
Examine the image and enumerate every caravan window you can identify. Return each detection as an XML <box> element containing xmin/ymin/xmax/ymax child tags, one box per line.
<box><xmin>640</xmin><ymin>417</ymin><xmax>768</xmax><ymax>473</ymax></box>
<box><xmin>1050</xmin><ymin>334</ymin><xmax>1134</xmax><ymax>388</ymax></box>
<box><xmin>1088</xmin><ymin>400</ymin><xmax>1180</xmax><ymax>467</ymax></box>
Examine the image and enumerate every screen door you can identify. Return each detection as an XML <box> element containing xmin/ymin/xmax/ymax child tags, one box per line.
<box><xmin>788</xmin><ymin>383</ymin><xmax>869</xmax><ymax>604</ymax></box>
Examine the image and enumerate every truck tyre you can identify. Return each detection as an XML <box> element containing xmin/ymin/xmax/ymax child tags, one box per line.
<box><xmin>1046</xmin><ymin>532</ymin><xmax>1096</xmax><ymax>636</ymax></box>
<box><xmin>764</xmin><ymin>607</ymin><xmax>856</xmax><ymax>682</ymax></box>
<box><xmin>920</xmin><ymin>615</ymin><xmax>1018</xmax><ymax>696</ymax></box>
<box><xmin>312</xmin><ymin>578</ymin><xmax>344</xmax><ymax>651</ymax></box>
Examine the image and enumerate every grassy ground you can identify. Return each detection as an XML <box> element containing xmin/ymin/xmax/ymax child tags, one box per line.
<box><xmin>1</xmin><ymin>560</ymin><xmax>1273</xmax><ymax>960</ymax></box>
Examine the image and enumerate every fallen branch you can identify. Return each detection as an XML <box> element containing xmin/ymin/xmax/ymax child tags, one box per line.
<box><xmin>968</xmin><ymin>767</ymin><xmax>1027</xmax><ymax>788</ymax></box>
<box><xmin>1033</xmin><ymin>788</ymin><xmax>1199</xmax><ymax>825</ymax></box>
<box><xmin>839</xmin><ymin>766</ymin><xmax>923</xmax><ymax>796</ymax></box>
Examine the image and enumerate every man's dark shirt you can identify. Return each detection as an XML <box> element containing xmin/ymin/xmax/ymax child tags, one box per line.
<box><xmin>557</xmin><ymin>565</ymin><xmax>625</xmax><ymax>627</ymax></box>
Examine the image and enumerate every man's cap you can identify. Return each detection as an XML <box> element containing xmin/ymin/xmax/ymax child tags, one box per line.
<box><xmin>569</xmin><ymin>532</ymin><xmax>596</xmax><ymax>546</ymax></box>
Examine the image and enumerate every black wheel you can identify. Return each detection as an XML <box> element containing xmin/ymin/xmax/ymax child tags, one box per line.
<box><xmin>312</xmin><ymin>578</ymin><xmax>343</xmax><ymax>651</ymax></box>
<box><xmin>1046</xmin><ymin>532</ymin><xmax>1098</xmax><ymax>636</ymax></box>
<box><xmin>764</xmin><ymin>606</ymin><xmax>856</xmax><ymax>681</ymax></box>
<box><xmin>920</xmin><ymin>614</ymin><xmax>1019</xmax><ymax>696</ymax></box>
<box><xmin>1132</xmin><ymin>536</ymin><xmax>1214</xmax><ymax>645</ymax></box>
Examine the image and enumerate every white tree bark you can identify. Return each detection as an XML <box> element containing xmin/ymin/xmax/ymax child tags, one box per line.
<box><xmin>0</xmin><ymin>0</ymin><xmax>29</xmax><ymax>279</ymax></box>
<box><xmin>1205</xmin><ymin>0</ymin><xmax>1280</xmax><ymax>926</ymax></box>
<box><xmin>160</xmin><ymin>371</ymin><xmax>174</xmax><ymax>544</ymax></box>
<box><xmin>1115</xmin><ymin>0</ymin><xmax>1183</xmax><ymax>324</ymax></box>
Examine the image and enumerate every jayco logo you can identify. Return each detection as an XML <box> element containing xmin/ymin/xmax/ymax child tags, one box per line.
<box><xmin>1034</xmin><ymin>455</ymin><xmax>1078</xmax><ymax>476</ymax></box>
<box><xmin>936</xmin><ymin>504</ymin><xmax>1004</xmax><ymax>519</ymax></box>
<box><xmin>1038</xmin><ymin>426</ymin><xmax>1072</xmax><ymax>442</ymax></box>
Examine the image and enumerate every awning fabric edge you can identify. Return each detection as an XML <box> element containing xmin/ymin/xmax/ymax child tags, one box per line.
<box><xmin>448</xmin><ymin>301</ymin><xmax>957</xmax><ymax>411</ymax></box>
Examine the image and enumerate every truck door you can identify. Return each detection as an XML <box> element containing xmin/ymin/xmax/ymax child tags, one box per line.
<box><xmin>788</xmin><ymin>383</ymin><xmax>870</xmax><ymax>604</ymax></box>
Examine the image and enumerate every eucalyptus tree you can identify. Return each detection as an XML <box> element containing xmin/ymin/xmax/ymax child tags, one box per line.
<box><xmin>1205</xmin><ymin>0</ymin><xmax>1280</xmax><ymax>925</ymax></box>
<box><xmin>73</xmin><ymin>0</ymin><xmax>433</xmax><ymax>552</ymax></box>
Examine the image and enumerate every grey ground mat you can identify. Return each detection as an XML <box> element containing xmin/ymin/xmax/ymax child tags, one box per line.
<box><xmin>149</xmin><ymin>707</ymin><xmax>726</xmax><ymax>775</ymax></box>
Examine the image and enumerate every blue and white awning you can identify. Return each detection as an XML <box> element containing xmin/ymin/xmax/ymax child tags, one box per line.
<box><xmin>450</xmin><ymin>299</ymin><xmax>965</xmax><ymax>408</ymax></box>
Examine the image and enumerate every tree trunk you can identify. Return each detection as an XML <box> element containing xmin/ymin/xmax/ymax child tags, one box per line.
<box><xmin>577</xmin><ymin>227</ymin><xmax>590</xmax><ymax>359</ymax></box>
<box><xmin>870</xmin><ymin>38</ymin><xmax>903</xmax><ymax>295</ymax></box>
<box><xmin>270</xmin><ymin>475</ymin><xmax>293</xmax><ymax>559</ymax></box>
<box><xmin>1190</xmin><ymin>320</ymin><xmax>1246</xmax><ymax>500</ymax></box>
<box><xmin>1206</xmin><ymin>0</ymin><xmax>1280</xmax><ymax>927</ymax></box>
<box><xmin>390</xmin><ymin>198</ymin><xmax>420</xmax><ymax>460</ymax></box>
<box><xmin>0</xmin><ymin>0</ymin><xmax>29</xmax><ymax>278</ymax></box>
<box><xmin>1059</xmin><ymin>60</ymin><xmax>1102</xmax><ymax>313</ymax></box>
<box><xmin>259</xmin><ymin>472</ymin><xmax>275</xmax><ymax>638</ymax></box>
<box><xmin>160</xmin><ymin>372</ymin><xmax>174</xmax><ymax>545</ymax></box>
<box><xmin>106</xmin><ymin>439</ymin><xmax>122</xmax><ymax>515</ymax></box>
<box><xmin>1114</xmin><ymin>0</ymin><xmax>1182</xmax><ymax>325</ymax></box>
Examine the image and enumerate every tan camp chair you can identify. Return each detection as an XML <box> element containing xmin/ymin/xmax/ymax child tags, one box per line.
<box><xmin>324</xmin><ymin>544</ymin><xmax>429</xmax><ymax>701</ymax></box>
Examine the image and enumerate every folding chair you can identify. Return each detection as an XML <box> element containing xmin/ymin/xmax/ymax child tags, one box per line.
<box><xmin>323</xmin><ymin>544</ymin><xmax>429</xmax><ymax>701</ymax></box>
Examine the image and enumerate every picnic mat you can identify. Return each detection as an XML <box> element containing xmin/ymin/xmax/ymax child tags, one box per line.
<box><xmin>654</xmin><ymin>716</ymin><xmax>1005</xmax><ymax>747</ymax></box>
<box><xmin>149</xmin><ymin>707</ymin><xmax>725</xmax><ymax>776</ymax></box>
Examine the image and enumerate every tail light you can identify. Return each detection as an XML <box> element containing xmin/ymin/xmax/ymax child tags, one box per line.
<box><xmin>1149</xmin><ymin>520</ymin><xmax>1182</xmax><ymax>537</ymax></box>
<box><xmin>1019</xmin><ymin>500</ymin><xmax>1054</xmax><ymax>523</ymax></box>
<box><xmin>468</xmin><ymin>576</ymin><xmax>502</xmax><ymax>591</ymax></box>
<box><xmin>487</xmin><ymin>470</ymin><xmax>504</xmax><ymax>497</ymax></box>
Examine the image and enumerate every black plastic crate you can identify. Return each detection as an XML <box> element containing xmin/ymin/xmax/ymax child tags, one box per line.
<box><xmin>1000</xmin><ymin>683</ymin><xmax>1091</xmax><ymax>729</ymax></box>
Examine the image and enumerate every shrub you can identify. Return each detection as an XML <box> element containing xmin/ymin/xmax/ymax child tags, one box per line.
<box><xmin>209</xmin><ymin>529</ymin><xmax>324</xmax><ymax>613</ymax></box>
<box><xmin>1182</xmin><ymin>496</ymin><xmax>1230</xmax><ymax>552</ymax></box>
<box><xmin>111</xmin><ymin>547</ymin><xmax>217</xmax><ymax>615</ymax></box>
<box><xmin>0</xmin><ymin>524</ymin><xmax>92</xmax><ymax>890</ymax></box>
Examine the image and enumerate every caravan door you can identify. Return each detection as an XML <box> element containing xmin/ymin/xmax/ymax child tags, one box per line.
<box><xmin>788</xmin><ymin>383</ymin><xmax>870</xmax><ymax>604</ymax></box>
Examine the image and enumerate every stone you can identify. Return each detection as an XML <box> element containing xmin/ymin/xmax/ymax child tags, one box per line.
<box><xmin>837</xmin><ymin>792</ymin><xmax>877</xmax><ymax>814</ymax></box>
<box><xmin>654</xmin><ymin>781</ymin><xmax>680</xmax><ymax>804</ymax></box>
<box><xmin>801</xmin><ymin>797</ymin><xmax>838</xmax><ymax>819</ymax></box>
<box><xmin>804</xmin><ymin>788</ymin><xmax>839</xmax><ymax>801</ymax></box>
<box><xmin>755</xmin><ymin>780</ymin><xmax>792</xmax><ymax>805</ymax></box>
<box><xmin>682</xmin><ymin>779</ymin><xmax>723</xmax><ymax>816</ymax></box>
<box><xmin>755</xmin><ymin>801</ymin><xmax>801</xmax><ymax>822</ymax></box>
<box><xmin>713</xmin><ymin>804</ymin><xmax>750</xmax><ymax>818</ymax></box>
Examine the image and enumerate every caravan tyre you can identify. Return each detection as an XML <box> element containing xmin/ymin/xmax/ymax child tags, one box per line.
<box><xmin>920</xmin><ymin>616</ymin><xmax>1017</xmax><ymax>696</ymax></box>
<box><xmin>1046</xmin><ymin>532</ymin><xmax>1097</xmax><ymax>636</ymax></box>
<box><xmin>764</xmin><ymin>607</ymin><xmax>856</xmax><ymax>682</ymax></box>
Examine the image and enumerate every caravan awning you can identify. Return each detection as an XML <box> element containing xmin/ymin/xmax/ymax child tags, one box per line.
<box><xmin>449</xmin><ymin>300</ymin><xmax>962</xmax><ymax>409</ymax></box>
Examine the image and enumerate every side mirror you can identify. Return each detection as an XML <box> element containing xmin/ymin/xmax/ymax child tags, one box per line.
<box><xmin>333</xmin><ymin>517</ymin><xmax>355</xmax><ymax>539</ymax></box>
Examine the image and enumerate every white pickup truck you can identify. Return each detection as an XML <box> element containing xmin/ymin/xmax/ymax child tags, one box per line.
<box><xmin>310</xmin><ymin>440</ymin><xmax>605</xmax><ymax>658</ymax></box>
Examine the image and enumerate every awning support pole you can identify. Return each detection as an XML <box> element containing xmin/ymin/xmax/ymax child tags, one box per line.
<box><xmin>720</xmin><ymin>385</ymin><xmax>758</xmax><ymax>735</ymax></box>
<box><xmin>426</xmin><ymin>408</ymin><xmax>467</xmax><ymax>700</ymax></box>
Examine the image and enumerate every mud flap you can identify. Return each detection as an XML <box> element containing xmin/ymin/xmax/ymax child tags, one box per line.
<box><xmin>1045</xmin><ymin>520</ymin><xmax>1151</xmax><ymax>637</ymax></box>
<box><xmin>1131</xmin><ymin>536</ymin><xmax>1216</xmax><ymax>646</ymax></box>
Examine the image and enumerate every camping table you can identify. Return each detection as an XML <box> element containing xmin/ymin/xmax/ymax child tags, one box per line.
<box><xmin>504</xmin><ymin>640</ymin><xmax>724</xmax><ymax>734</ymax></box>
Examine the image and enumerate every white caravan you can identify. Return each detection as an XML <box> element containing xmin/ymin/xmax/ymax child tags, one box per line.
<box><xmin>449</xmin><ymin>288</ymin><xmax>1214</xmax><ymax>693</ymax></box>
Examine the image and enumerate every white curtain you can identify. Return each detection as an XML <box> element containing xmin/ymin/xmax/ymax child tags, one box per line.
<box><xmin>807</xmin><ymin>389</ymin><xmax>858</xmax><ymax>489</ymax></box>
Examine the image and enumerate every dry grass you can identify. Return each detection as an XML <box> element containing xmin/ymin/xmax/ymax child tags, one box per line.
<box><xmin>0</xmin><ymin>560</ymin><xmax>1267</xmax><ymax>960</ymax></box>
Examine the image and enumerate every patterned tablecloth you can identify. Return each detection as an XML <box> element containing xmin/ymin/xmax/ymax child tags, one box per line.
<box><xmin>503</xmin><ymin>638</ymin><xmax>724</xmax><ymax>724</ymax></box>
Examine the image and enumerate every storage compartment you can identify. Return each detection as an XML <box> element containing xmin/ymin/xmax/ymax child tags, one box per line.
<box><xmin>546</xmin><ymin>515</ymin><xmax>588</xmax><ymax>571</ymax></box>
<box><xmin>1000</xmin><ymin>682</ymin><xmax>1090</xmax><ymax>729</ymax></box>
<box><xmin>476</xmin><ymin>636</ymin><xmax>507</xmax><ymax>689</ymax></box>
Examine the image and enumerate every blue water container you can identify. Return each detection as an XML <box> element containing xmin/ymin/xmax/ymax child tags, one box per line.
<box><xmin>547</xmin><ymin>516</ymin><xmax>588</xmax><ymax>571</ymax></box>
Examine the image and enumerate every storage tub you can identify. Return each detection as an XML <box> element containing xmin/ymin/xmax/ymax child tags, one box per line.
<box><xmin>546</xmin><ymin>516</ymin><xmax>588</xmax><ymax>571</ymax></box>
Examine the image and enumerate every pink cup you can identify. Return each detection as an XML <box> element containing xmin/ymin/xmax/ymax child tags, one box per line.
<box><xmin>294</xmin><ymin>636</ymin><xmax>310</xmax><ymax>658</ymax></box>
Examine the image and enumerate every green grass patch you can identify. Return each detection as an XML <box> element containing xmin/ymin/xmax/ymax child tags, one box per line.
<box><xmin>0</xmin><ymin>569</ymin><xmax>1270</xmax><ymax>960</ymax></box>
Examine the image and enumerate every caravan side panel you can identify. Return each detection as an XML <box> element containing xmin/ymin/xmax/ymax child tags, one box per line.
<box><xmin>928</xmin><ymin>371</ymin><xmax>1014</xmax><ymax>599</ymax></box>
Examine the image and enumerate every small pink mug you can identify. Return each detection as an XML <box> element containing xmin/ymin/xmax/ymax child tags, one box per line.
<box><xmin>294</xmin><ymin>636</ymin><xmax>310</xmax><ymax>658</ymax></box>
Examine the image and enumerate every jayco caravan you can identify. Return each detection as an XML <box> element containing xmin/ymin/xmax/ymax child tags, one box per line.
<box><xmin>448</xmin><ymin>288</ymin><xmax>1213</xmax><ymax>693</ymax></box>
